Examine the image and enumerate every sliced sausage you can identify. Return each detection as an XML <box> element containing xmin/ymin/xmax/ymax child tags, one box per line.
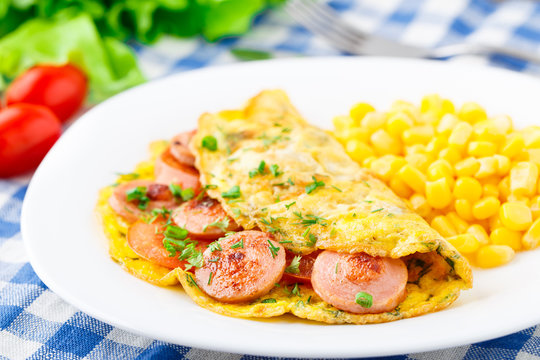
<box><xmin>127</xmin><ymin>218</ymin><xmax>209</xmax><ymax>269</ymax></box>
<box><xmin>282</xmin><ymin>250</ymin><xmax>320</xmax><ymax>285</ymax></box>
<box><xmin>195</xmin><ymin>230</ymin><xmax>286</xmax><ymax>303</ymax></box>
<box><xmin>311</xmin><ymin>251</ymin><xmax>408</xmax><ymax>314</ymax></box>
<box><xmin>154</xmin><ymin>147</ymin><xmax>201</xmax><ymax>191</ymax></box>
<box><xmin>170</xmin><ymin>130</ymin><xmax>196</xmax><ymax>167</ymax></box>
<box><xmin>172</xmin><ymin>197</ymin><xmax>240</xmax><ymax>240</ymax></box>
<box><xmin>108</xmin><ymin>180</ymin><xmax>179</xmax><ymax>223</ymax></box>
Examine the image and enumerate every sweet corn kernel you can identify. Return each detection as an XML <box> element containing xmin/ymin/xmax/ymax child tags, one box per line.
<box><xmin>490</xmin><ymin>114</ymin><xmax>513</xmax><ymax>134</ymax></box>
<box><xmin>409</xmin><ymin>194</ymin><xmax>431</xmax><ymax>217</ymax></box>
<box><xmin>467</xmin><ymin>224</ymin><xmax>489</xmax><ymax>245</ymax></box>
<box><xmin>427</xmin><ymin>159</ymin><xmax>454</xmax><ymax>181</ymax></box>
<box><xmin>526</xmin><ymin>149</ymin><xmax>540</xmax><ymax>167</ymax></box>
<box><xmin>483</xmin><ymin>184</ymin><xmax>499</xmax><ymax>198</ymax></box>
<box><xmin>336</xmin><ymin>127</ymin><xmax>371</xmax><ymax>143</ymax></box>
<box><xmin>421</xmin><ymin>94</ymin><xmax>444</xmax><ymax>114</ymax></box>
<box><xmin>473</xmin><ymin>120</ymin><xmax>506</xmax><ymax>144</ymax></box>
<box><xmin>447</xmin><ymin>234</ymin><xmax>480</xmax><ymax>253</ymax></box>
<box><xmin>475</xmin><ymin>157</ymin><xmax>497</xmax><ymax>178</ymax></box>
<box><xmin>446</xmin><ymin>212</ymin><xmax>469</xmax><ymax>233</ymax></box>
<box><xmin>506</xmin><ymin>194</ymin><xmax>530</xmax><ymax>205</ymax></box>
<box><xmin>370</xmin><ymin>129</ymin><xmax>402</xmax><ymax>155</ymax></box>
<box><xmin>499</xmin><ymin>202</ymin><xmax>533</xmax><ymax>231</ymax></box>
<box><xmin>405</xmin><ymin>153</ymin><xmax>431</xmax><ymax>173</ymax></box>
<box><xmin>501</xmin><ymin>134</ymin><xmax>525</xmax><ymax>159</ymax></box>
<box><xmin>431</xmin><ymin>215</ymin><xmax>457</xmax><ymax>238</ymax></box>
<box><xmin>386</xmin><ymin>112</ymin><xmax>413</xmax><ymax>137</ymax></box>
<box><xmin>398</xmin><ymin>164</ymin><xmax>426</xmax><ymax>194</ymax></box>
<box><xmin>345</xmin><ymin>140</ymin><xmax>374</xmax><ymax>163</ymax></box>
<box><xmin>437</xmin><ymin>114</ymin><xmax>460</xmax><ymax>135</ymax></box>
<box><xmin>402</xmin><ymin>126</ymin><xmax>435</xmax><ymax>145</ymax></box>
<box><xmin>499</xmin><ymin>176</ymin><xmax>511</xmax><ymax>201</ymax></box>
<box><xmin>530</xmin><ymin>196</ymin><xmax>540</xmax><ymax>219</ymax></box>
<box><xmin>523</xmin><ymin>218</ymin><xmax>540</xmax><ymax>249</ymax></box>
<box><xmin>510</xmin><ymin>161</ymin><xmax>538</xmax><ymax>196</ymax></box>
<box><xmin>476</xmin><ymin>245</ymin><xmax>515</xmax><ymax>268</ymax></box>
<box><xmin>360</xmin><ymin>112</ymin><xmax>387</xmax><ymax>134</ymax></box>
<box><xmin>448</xmin><ymin>122</ymin><xmax>473</xmax><ymax>148</ymax></box>
<box><xmin>333</xmin><ymin>115</ymin><xmax>356</xmax><ymax>132</ymax></box>
<box><xmin>524</xmin><ymin>130</ymin><xmax>540</xmax><ymax>148</ymax></box>
<box><xmin>350</xmin><ymin>102</ymin><xmax>375</xmax><ymax>123</ymax></box>
<box><xmin>454</xmin><ymin>157</ymin><xmax>480</xmax><ymax>177</ymax></box>
<box><xmin>390</xmin><ymin>177</ymin><xmax>413</xmax><ymax>198</ymax></box>
<box><xmin>426</xmin><ymin>178</ymin><xmax>453</xmax><ymax>209</ymax></box>
<box><xmin>494</xmin><ymin>154</ymin><xmax>511</xmax><ymax>176</ymax></box>
<box><xmin>369</xmin><ymin>155</ymin><xmax>406</xmax><ymax>181</ymax></box>
<box><xmin>438</xmin><ymin>147</ymin><xmax>462</xmax><ymax>164</ymax></box>
<box><xmin>467</xmin><ymin>141</ymin><xmax>496</xmax><ymax>157</ymax></box>
<box><xmin>458</xmin><ymin>102</ymin><xmax>487</xmax><ymax>123</ymax></box>
<box><xmin>489</xmin><ymin>214</ymin><xmax>504</xmax><ymax>231</ymax></box>
<box><xmin>472</xmin><ymin>196</ymin><xmax>500</xmax><ymax>220</ymax></box>
<box><xmin>362</xmin><ymin>156</ymin><xmax>376</xmax><ymax>168</ymax></box>
<box><xmin>490</xmin><ymin>227</ymin><xmax>522</xmax><ymax>251</ymax></box>
<box><xmin>425</xmin><ymin>136</ymin><xmax>448</xmax><ymax>157</ymax></box>
<box><xmin>455</xmin><ymin>199</ymin><xmax>474</xmax><ymax>221</ymax></box>
<box><xmin>454</xmin><ymin>177</ymin><xmax>482</xmax><ymax>202</ymax></box>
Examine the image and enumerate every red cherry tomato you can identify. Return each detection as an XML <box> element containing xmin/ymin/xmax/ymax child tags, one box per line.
<box><xmin>6</xmin><ymin>64</ymin><xmax>87</xmax><ymax>123</ymax></box>
<box><xmin>0</xmin><ymin>104</ymin><xmax>62</xmax><ymax>177</ymax></box>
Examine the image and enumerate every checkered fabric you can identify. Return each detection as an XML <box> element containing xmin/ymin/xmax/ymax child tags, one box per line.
<box><xmin>2</xmin><ymin>0</ymin><xmax>540</xmax><ymax>359</ymax></box>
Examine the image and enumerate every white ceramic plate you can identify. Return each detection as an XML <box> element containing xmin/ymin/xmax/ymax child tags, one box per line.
<box><xmin>22</xmin><ymin>57</ymin><xmax>540</xmax><ymax>358</ymax></box>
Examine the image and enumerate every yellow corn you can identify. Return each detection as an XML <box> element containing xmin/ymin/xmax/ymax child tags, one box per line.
<box><xmin>494</xmin><ymin>154</ymin><xmax>511</xmax><ymax>176</ymax></box>
<box><xmin>483</xmin><ymin>183</ymin><xmax>499</xmax><ymax>198</ymax></box>
<box><xmin>405</xmin><ymin>144</ymin><xmax>427</xmax><ymax>155</ymax></box>
<box><xmin>530</xmin><ymin>196</ymin><xmax>540</xmax><ymax>219</ymax></box>
<box><xmin>523</xmin><ymin>218</ymin><xmax>540</xmax><ymax>249</ymax></box>
<box><xmin>336</xmin><ymin>127</ymin><xmax>371</xmax><ymax>143</ymax></box>
<box><xmin>402</xmin><ymin>125</ymin><xmax>435</xmax><ymax>145</ymax></box>
<box><xmin>475</xmin><ymin>157</ymin><xmax>498</xmax><ymax>178</ymax></box>
<box><xmin>454</xmin><ymin>177</ymin><xmax>482</xmax><ymax>202</ymax></box>
<box><xmin>390</xmin><ymin>177</ymin><xmax>413</xmax><ymax>198</ymax></box>
<box><xmin>473</xmin><ymin>120</ymin><xmax>506</xmax><ymax>144</ymax></box>
<box><xmin>472</xmin><ymin>196</ymin><xmax>500</xmax><ymax>220</ymax></box>
<box><xmin>427</xmin><ymin>159</ymin><xmax>454</xmax><ymax>181</ymax></box>
<box><xmin>458</xmin><ymin>102</ymin><xmax>487</xmax><ymax>123</ymax></box>
<box><xmin>501</xmin><ymin>134</ymin><xmax>525</xmax><ymax>159</ymax></box>
<box><xmin>489</xmin><ymin>214</ymin><xmax>504</xmax><ymax>231</ymax></box>
<box><xmin>467</xmin><ymin>141</ymin><xmax>496</xmax><ymax>157</ymax></box>
<box><xmin>405</xmin><ymin>153</ymin><xmax>431</xmax><ymax>173</ymax></box>
<box><xmin>370</xmin><ymin>129</ymin><xmax>402</xmax><ymax>155</ymax></box>
<box><xmin>333</xmin><ymin>115</ymin><xmax>356</xmax><ymax>132</ymax></box>
<box><xmin>455</xmin><ymin>199</ymin><xmax>474</xmax><ymax>221</ymax></box>
<box><xmin>398</xmin><ymin>164</ymin><xmax>426</xmax><ymax>194</ymax></box>
<box><xmin>524</xmin><ymin>130</ymin><xmax>540</xmax><ymax>148</ymax></box>
<box><xmin>386</xmin><ymin>112</ymin><xmax>413</xmax><ymax>137</ymax></box>
<box><xmin>437</xmin><ymin>114</ymin><xmax>459</xmax><ymax>135</ymax></box>
<box><xmin>345</xmin><ymin>140</ymin><xmax>374</xmax><ymax>163</ymax></box>
<box><xmin>426</xmin><ymin>178</ymin><xmax>453</xmax><ymax>209</ymax></box>
<box><xmin>526</xmin><ymin>149</ymin><xmax>540</xmax><ymax>167</ymax></box>
<box><xmin>438</xmin><ymin>146</ymin><xmax>462</xmax><ymax>165</ymax></box>
<box><xmin>499</xmin><ymin>202</ymin><xmax>533</xmax><ymax>231</ymax></box>
<box><xmin>369</xmin><ymin>155</ymin><xmax>406</xmax><ymax>181</ymax></box>
<box><xmin>362</xmin><ymin>156</ymin><xmax>376</xmax><ymax>168</ymax></box>
<box><xmin>467</xmin><ymin>224</ymin><xmax>490</xmax><ymax>245</ymax></box>
<box><xmin>447</xmin><ymin>234</ymin><xmax>480</xmax><ymax>254</ymax></box>
<box><xmin>454</xmin><ymin>157</ymin><xmax>480</xmax><ymax>177</ymax></box>
<box><xmin>431</xmin><ymin>215</ymin><xmax>457</xmax><ymax>237</ymax></box>
<box><xmin>448</xmin><ymin>122</ymin><xmax>473</xmax><ymax>148</ymax></box>
<box><xmin>499</xmin><ymin>176</ymin><xmax>511</xmax><ymax>201</ymax></box>
<box><xmin>510</xmin><ymin>161</ymin><xmax>538</xmax><ymax>196</ymax></box>
<box><xmin>476</xmin><ymin>245</ymin><xmax>515</xmax><ymax>268</ymax></box>
<box><xmin>446</xmin><ymin>212</ymin><xmax>469</xmax><ymax>233</ymax></box>
<box><xmin>409</xmin><ymin>194</ymin><xmax>431</xmax><ymax>217</ymax></box>
<box><xmin>350</xmin><ymin>102</ymin><xmax>375</xmax><ymax>123</ymax></box>
<box><xmin>360</xmin><ymin>112</ymin><xmax>387</xmax><ymax>133</ymax></box>
<box><xmin>490</xmin><ymin>227</ymin><xmax>522</xmax><ymax>251</ymax></box>
<box><xmin>425</xmin><ymin>136</ymin><xmax>448</xmax><ymax>157</ymax></box>
<box><xmin>421</xmin><ymin>94</ymin><xmax>454</xmax><ymax>117</ymax></box>
<box><xmin>506</xmin><ymin>194</ymin><xmax>530</xmax><ymax>205</ymax></box>
<box><xmin>490</xmin><ymin>114</ymin><xmax>513</xmax><ymax>134</ymax></box>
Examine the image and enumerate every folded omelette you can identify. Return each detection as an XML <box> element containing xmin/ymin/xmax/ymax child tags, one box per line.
<box><xmin>98</xmin><ymin>90</ymin><xmax>472</xmax><ymax>324</ymax></box>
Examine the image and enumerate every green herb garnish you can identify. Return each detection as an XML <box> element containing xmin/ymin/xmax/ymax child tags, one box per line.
<box><xmin>126</xmin><ymin>186</ymin><xmax>149</xmax><ymax>210</ymax></box>
<box><xmin>355</xmin><ymin>291</ymin><xmax>373</xmax><ymax>308</ymax></box>
<box><xmin>267</xmin><ymin>240</ymin><xmax>280</xmax><ymax>258</ymax></box>
<box><xmin>222</xmin><ymin>185</ymin><xmax>241</xmax><ymax>199</ymax></box>
<box><xmin>230</xmin><ymin>239</ymin><xmax>244</xmax><ymax>249</ymax></box>
<box><xmin>202</xmin><ymin>218</ymin><xmax>230</xmax><ymax>232</ymax></box>
<box><xmin>305</xmin><ymin>176</ymin><xmax>325</xmax><ymax>194</ymax></box>
<box><xmin>201</xmin><ymin>135</ymin><xmax>217</xmax><ymax>151</ymax></box>
<box><xmin>270</xmin><ymin>164</ymin><xmax>282</xmax><ymax>177</ymax></box>
<box><xmin>261</xmin><ymin>298</ymin><xmax>277</xmax><ymax>303</ymax></box>
<box><xmin>371</xmin><ymin>208</ymin><xmax>384</xmax><ymax>213</ymax></box>
<box><xmin>208</xmin><ymin>240</ymin><xmax>222</xmax><ymax>252</ymax></box>
<box><xmin>285</xmin><ymin>256</ymin><xmax>301</xmax><ymax>274</ymax></box>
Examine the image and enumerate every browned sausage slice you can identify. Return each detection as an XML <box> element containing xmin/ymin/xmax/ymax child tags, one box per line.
<box><xmin>170</xmin><ymin>130</ymin><xmax>196</xmax><ymax>166</ymax></box>
<box><xmin>172</xmin><ymin>197</ymin><xmax>240</xmax><ymax>239</ymax></box>
<box><xmin>108</xmin><ymin>180</ymin><xmax>179</xmax><ymax>223</ymax></box>
<box><xmin>311</xmin><ymin>251</ymin><xmax>408</xmax><ymax>314</ymax></box>
<box><xmin>127</xmin><ymin>218</ymin><xmax>210</xmax><ymax>269</ymax></box>
<box><xmin>195</xmin><ymin>230</ymin><xmax>286</xmax><ymax>303</ymax></box>
<box><xmin>154</xmin><ymin>147</ymin><xmax>201</xmax><ymax>191</ymax></box>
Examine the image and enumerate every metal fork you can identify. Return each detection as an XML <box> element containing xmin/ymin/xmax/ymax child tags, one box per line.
<box><xmin>285</xmin><ymin>0</ymin><xmax>540</xmax><ymax>65</ymax></box>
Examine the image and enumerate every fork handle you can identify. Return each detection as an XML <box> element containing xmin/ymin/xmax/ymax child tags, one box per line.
<box><xmin>431</xmin><ymin>43</ymin><xmax>540</xmax><ymax>65</ymax></box>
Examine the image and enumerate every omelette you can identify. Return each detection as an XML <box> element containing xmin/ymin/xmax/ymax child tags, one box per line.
<box><xmin>97</xmin><ymin>90</ymin><xmax>472</xmax><ymax>324</ymax></box>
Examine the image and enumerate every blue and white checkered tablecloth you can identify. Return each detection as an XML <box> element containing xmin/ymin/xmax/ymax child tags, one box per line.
<box><xmin>2</xmin><ymin>0</ymin><xmax>540</xmax><ymax>359</ymax></box>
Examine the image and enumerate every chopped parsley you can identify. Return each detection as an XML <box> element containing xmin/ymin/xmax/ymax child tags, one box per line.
<box><xmin>146</xmin><ymin>207</ymin><xmax>171</xmax><ymax>224</ymax></box>
<box><xmin>305</xmin><ymin>176</ymin><xmax>325</xmax><ymax>194</ymax></box>
<box><xmin>201</xmin><ymin>135</ymin><xmax>217</xmax><ymax>151</ymax></box>
<box><xmin>232</xmin><ymin>208</ymin><xmax>242</xmax><ymax>217</ymax></box>
<box><xmin>307</xmin><ymin>233</ymin><xmax>317</xmax><ymax>247</ymax></box>
<box><xmin>267</xmin><ymin>240</ymin><xmax>280</xmax><ymax>258</ymax></box>
<box><xmin>208</xmin><ymin>257</ymin><xmax>220</xmax><ymax>263</ymax></box>
<box><xmin>293</xmin><ymin>212</ymin><xmax>327</xmax><ymax>227</ymax></box>
<box><xmin>287</xmin><ymin>177</ymin><xmax>295</xmax><ymax>186</ymax></box>
<box><xmin>208</xmin><ymin>272</ymin><xmax>213</xmax><ymax>285</ymax></box>
<box><xmin>202</xmin><ymin>218</ymin><xmax>230</xmax><ymax>232</ymax></box>
<box><xmin>371</xmin><ymin>208</ymin><xmax>384</xmax><ymax>213</ymax></box>
<box><xmin>270</xmin><ymin>164</ymin><xmax>282</xmax><ymax>177</ymax></box>
<box><xmin>208</xmin><ymin>240</ymin><xmax>222</xmax><ymax>252</ymax></box>
<box><xmin>355</xmin><ymin>291</ymin><xmax>373</xmax><ymax>308</ymax></box>
<box><xmin>169</xmin><ymin>184</ymin><xmax>195</xmax><ymax>201</ymax></box>
<box><xmin>178</xmin><ymin>243</ymin><xmax>203</xmax><ymax>270</ymax></box>
<box><xmin>249</xmin><ymin>160</ymin><xmax>266</xmax><ymax>178</ymax></box>
<box><xmin>279</xmin><ymin>240</ymin><xmax>292</xmax><ymax>244</ymax></box>
<box><xmin>285</xmin><ymin>201</ymin><xmax>296</xmax><ymax>210</ymax></box>
<box><xmin>285</xmin><ymin>256</ymin><xmax>301</xmax><ymax>274</ymax></box>
<box><xmin>291</xmin><ymin>283</ymin><xmax>300</xmax><ymax>296</ymax></box>
<box><xmin>222</xmin><ymin>185</ymin><xmax>241</xmax><ymax>199</ymax></box>
<box><xmin>186</xmin><ymin>273</ymin><xmax>199</xmax><ymax>288</ymax></box>
<box><xmin>331</xmin><ymin>185</ymin><xmax>343</xmax><ymax>192</ymax></box>
<box><xmin>362</xmin><ymin>180</ymin><xmax>371</xmax><ymax>188</ymax></box>
<box><xmin>335</xmin><ymin>261</ymin><xmax>339</xmax><ymax>274</ymax></box>
<box><xmin>126</xmin><ymin>186</ymin><xmax>149</xmax><ymax>210</ymax></box>
<box><xmin>230</xmin><ymin>239</ymin><xmax>244</xmax><ymax>249</ymax></box>
<box><xmin>164</xmin><ymin>225</ymin><xmax>188</xmax><ymax>239</ymax></box>
<box><xmin>261</xmin><ymin>298</ymin><xmax>277</xmax><ymax>303</ymax></box>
